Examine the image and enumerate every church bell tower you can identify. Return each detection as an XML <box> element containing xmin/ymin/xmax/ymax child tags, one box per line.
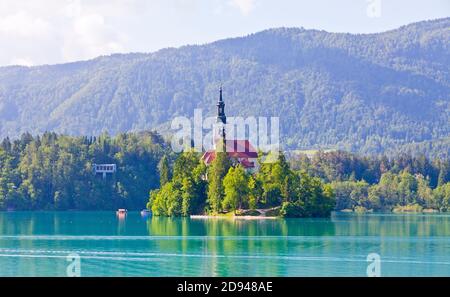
<box><xmin>217</xmin><ymin>86</ymin><xmax>226</xmax><ymax>125</ymax></box>
<box><xmin>216</xmin><ymin>86</ymin><xmax>226</xmax><ymax>151</ymax></box>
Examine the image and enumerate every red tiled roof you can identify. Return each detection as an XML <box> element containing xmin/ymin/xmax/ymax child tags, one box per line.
<box><xmin>202</xmin><ymin>151</ymin><xmax>215</xmax><ymax>164</ymax></box>
<box><xmin>225</xmin><ymin>139</ymin><xmax>258</xmax><ymax>158</ymax></box>
<box><xmin>201</xmin><ymin>139</ymin><xmax>258</xmax><ymax>168</ymax></box>
<box><xmin>239</xmin><ymin>158</ymin><xmax>255</xmax><ymax>168</ymax></box>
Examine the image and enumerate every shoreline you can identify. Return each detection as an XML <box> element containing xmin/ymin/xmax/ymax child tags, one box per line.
<box><xmin>339</xmin><ymin>208</ymin><xmax>441</xmax><ymax>214</ymax></box>
<box><xmin>190</xmin><ymin>214</ymin><xmax>279</xmax><ymax>220</ymax></box>
<box><xmin>0</xmin><ymin>209</ymin><xmax>445</xmax><ymax>216</ymax></box>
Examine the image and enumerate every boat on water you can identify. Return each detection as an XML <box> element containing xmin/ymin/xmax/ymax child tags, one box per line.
<box><xmin>141</xmin><ymin>209</ymin><xmax>152</xmax><ymax>217</ymax></box>
<box><xmin>116</xmin><ymin>209</ymin><xmax>127</xmax><ymax>216</ymax></box>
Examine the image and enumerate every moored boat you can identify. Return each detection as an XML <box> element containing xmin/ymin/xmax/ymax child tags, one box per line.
<box><xmin>141</xmin><ymin>209</ymin><xmax>152</xmax><ymax>217</ymax></box>
<box><xmin>116</xmin><ymin>208</ymin><xmax>127</xmax><ymax>215</ymax></box>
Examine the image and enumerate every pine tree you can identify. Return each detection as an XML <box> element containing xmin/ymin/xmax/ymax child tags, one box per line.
<box><xmin>437</xmin><ymin>163</ymin><xmax>449</xmax><ymax>187</ymax></box>
<box><xmin>159</xmin><ymin>155</ymin><xmax>170</xmax><ymax>187</ymax></box>
<box><xmin>181</xmin><ymin>177</ymin><xmax>194</xmax><ymax>216</ymax></box>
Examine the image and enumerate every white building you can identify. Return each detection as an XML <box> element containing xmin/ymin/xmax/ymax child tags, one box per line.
<box><xmin>93</xmin><ymin>163</ymin><xmax>117</xmax><ymax>178</ymax></box>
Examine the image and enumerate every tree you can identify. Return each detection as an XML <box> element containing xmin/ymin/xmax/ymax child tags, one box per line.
<box><xmin>147</xmin><ymin>150</ymin><xmax>208</xmax><ymax>217</ymax></box>
<box><xmin>257</xmin><ymin>151</ymin><xmax>291</xmax><ymax>207</ymax></box>
<box><xmin>181</xmin><ymin>177</ymin><xmax>195</xmax><ymax>216</ymax></box>
<box><xmin>158</xmin><ymin>155</ymin><xmax>170</xmax><ymax>187</ymax></box>
<box><xmin>150</xmin><ymin>181</ymin><xmax>182</xmax><ymax>216</ymax></box>
<box><xmin>331</xmin><ymin>180</ymin><xmax>370</xmax><ymax>210</ymax></box>
<box><xmin>173</xmin><ymin>150</ymin><xmax>200</xmax><ymax>180</ymax></box>
<box><xmin>416</xmin><ymin>175</ymin><xmax>434</xmax><ymax>208</ymax></box>
<box><xmin>279</xmin><ymin>170</ymin><xmax>335</xmax><ymax>218</ymax></box>
<box><xmin>434</xmin><ymin>183</ymin><xmax>450</xmax><ymax>212</ymax></box>
<box><xmin>206</xmin><ymin>151</ymin><xmax>231</xmax><ymax>214</ymax></box>
<box><xmin>370</xmin><ymin>172</ymin><xmax>401</xmax><ymax>210</ymax></box>
<box><xmin>248</xmin><ymin>175</ymin><xmax>262</xmax><ymax>209</ymax></box>
<box><xmin>0</xmin><ymin>131</ymin><xmax>165</xmax><ymax>211</ymax></box>
<box><xmin>298</xmin><ymin>172</ymin><xmax>336</xmax><ymax>217</ymax></box>
<box><xmin>222</xmin><ymin>165</ymin><xmax>250</xmax><ymax>213</ymax></box>
<box><xmin>437</xmin><ymin>163</ymin><xmax>450</xmax><ymax>187</ymax></box>
<box><xmin>398</xmin><ymin>171</ymin><xmax>418</xmax><ymax>205</ymax></box>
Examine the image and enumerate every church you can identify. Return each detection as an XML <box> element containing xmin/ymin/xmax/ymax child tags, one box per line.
<box><xmin>201</xmin><ymin>87</ymin><xmax>259</xmax><ymax>172</ymax></box>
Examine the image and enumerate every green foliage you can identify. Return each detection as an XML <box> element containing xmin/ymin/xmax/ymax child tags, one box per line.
<box><xmin>331</xmin><ymin>180</ymin><xmax>370</xmax><ymax>210</ymax></box>
<box><xmin>181</xmin><ymin>178</ymin><xmax>194</xmax><ymax>216</ymax></box>
<box><xmin>257</xmin><ymin>153</ymin><xmax>336</xmax><ymax>217</ymax></box>
<box><xmin>295</xmin><ymin>172</ymin><xmax>336</xmax><ymax>217</ymax></box>
<box><xmin>0</xmin><ymin>131</ymin><xmax>166</xmax><ymax>210</ymax></box>
<box><xmin>222</xmin><ymin>165</ymin><xmax>250</xmax><ymax>212</ymax></box>
<box><xmin>365</xmin><ymin>171</ymin><xmax>421</xmax><ymax>211</ymax></box>
<box><xmin>280</xmin><ymin>201</ymin><xmax>304</xmax><ymax>218</ymax></box>
<box><xmin>434</xmin><ymin>183</ymin><xmax>450</xmax><ymax>212</ymax></box>
<box><xmin>0</xmin><ymin>19</ymin><xmax>449</xmax><ymax>158</ymax></box>
<box><xmin>393</xmin><ymin>203</ymin><xmax>424</xmax><ymax>213</ymax></box>
<box><xmin>293</xmin><ymin>150</ymin><xmax>450</xmax><ymax>212</ymax></box>
<box><xmin>3</xmin><ymin>130</ymin><xmax>449</xmax><ymax>216</ymax></box>
<box><xmin>247</xmin><ymin>176</ymin><xmax>261</xmax><ymax>210</ymax></box>
<box><xmin>150</xmin><ymin>182</ymin><xmax>182</xmax><ymax>216</ymax></box>
<box><xmin>291</xmin><ymin>150</ymin><xmax>449</xmax><ymax>188</ymax></box>
<box><xmin>158</xmin><ymin>155</ymin><xmax>170</xmax><ymax>187</ymax></box>
<box><xmin>206</xmin><ymin>151</ymin><xmax>231</xmax><ymax>214</ymax></box>
<box><xmin>148</xmin><ymin>150</ymin><xmax>207</xmax><ymax>216</ymax></box>
<box><xmin>148</xmin><ymin>150</ymin><xmax>337</xmax><ymax>218</ymax></box>
<box><xmin>258</xmin><ymin>152</ymin><xmax>292</xmax><ymax>206</ymax></box>
<box><xmin>332</xmin><ymin>171</ymin><xmax>450</xmax><ymax>213</ymax></box>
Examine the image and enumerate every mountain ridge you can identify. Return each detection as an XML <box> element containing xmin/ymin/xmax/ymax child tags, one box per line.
<box><xmin>2</xmin><ymin>17</ymin><xmax>448</xmax><ymax>69</ymax></box>
<box><xmin>0</xmin><ymin>18</ymin><xmax>449</xmax><ymax>157</ymax></box>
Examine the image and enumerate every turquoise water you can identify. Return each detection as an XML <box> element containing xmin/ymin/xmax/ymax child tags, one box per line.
<box><xmin>0</xmin><ymin>211</ymin><xmax>450</xmax><ymax>276</ymax></box>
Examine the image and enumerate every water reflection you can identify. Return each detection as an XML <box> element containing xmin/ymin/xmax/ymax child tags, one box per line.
<box><xmin>0</xmin><ymin>212</ymin><xmax>450</xmax><ymax>276</ymax></box>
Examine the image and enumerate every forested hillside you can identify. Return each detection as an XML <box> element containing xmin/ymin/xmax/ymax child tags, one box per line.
<box><xmin>0</xmin><ymin>131</ymin><xmax>449</xmax><ymax>212</ymax></box>
<box><xmin>0</xmin><ymin>18</ymin><xmax>448</xmax><ymax>156</ymax></box>
<box><xmin>0</xmin><ymin>131</ymin><xmax>167</xmax><ymax>210</ymax></box>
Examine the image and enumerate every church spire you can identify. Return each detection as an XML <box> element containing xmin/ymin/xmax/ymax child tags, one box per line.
<box><xmin>217</xmin><ymin>86</ymin><xmax>226</xmax><ymax>124</ymax></box>
<box><xmin>216</xmin><ymin>86</ymin><xmax>226</xmax><ymax>151</ymax></box>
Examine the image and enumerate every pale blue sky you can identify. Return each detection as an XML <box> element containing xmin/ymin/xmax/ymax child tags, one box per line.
<box><xmin>0</xmin><ymin>0</ymin><xmax>448</xmax><ymax>66</ymax></box>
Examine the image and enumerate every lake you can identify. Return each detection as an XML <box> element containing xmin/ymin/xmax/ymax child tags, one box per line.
<box><xmin>0</xmin><ymin>211</ymin><xmax>449</xmax><ymax>276</ymax></box>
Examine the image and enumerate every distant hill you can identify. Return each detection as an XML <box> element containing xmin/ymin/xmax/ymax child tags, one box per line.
<box><xmin>0</xmin><ymin>18</ymin><xmax>449</xmax><ymax>157</ymax></box>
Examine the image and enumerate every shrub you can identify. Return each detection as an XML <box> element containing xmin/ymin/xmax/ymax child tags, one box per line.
<box><xmin>280</xmin><ymin>202</ymin><xmax>304</xmax><ymax>218</ymax></box>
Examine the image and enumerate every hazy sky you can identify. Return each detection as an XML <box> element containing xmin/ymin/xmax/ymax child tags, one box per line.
<box><xmin>0</xmin><ymin>0</ymin><xmax>448</xmax><ymax>66</ymax></box>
